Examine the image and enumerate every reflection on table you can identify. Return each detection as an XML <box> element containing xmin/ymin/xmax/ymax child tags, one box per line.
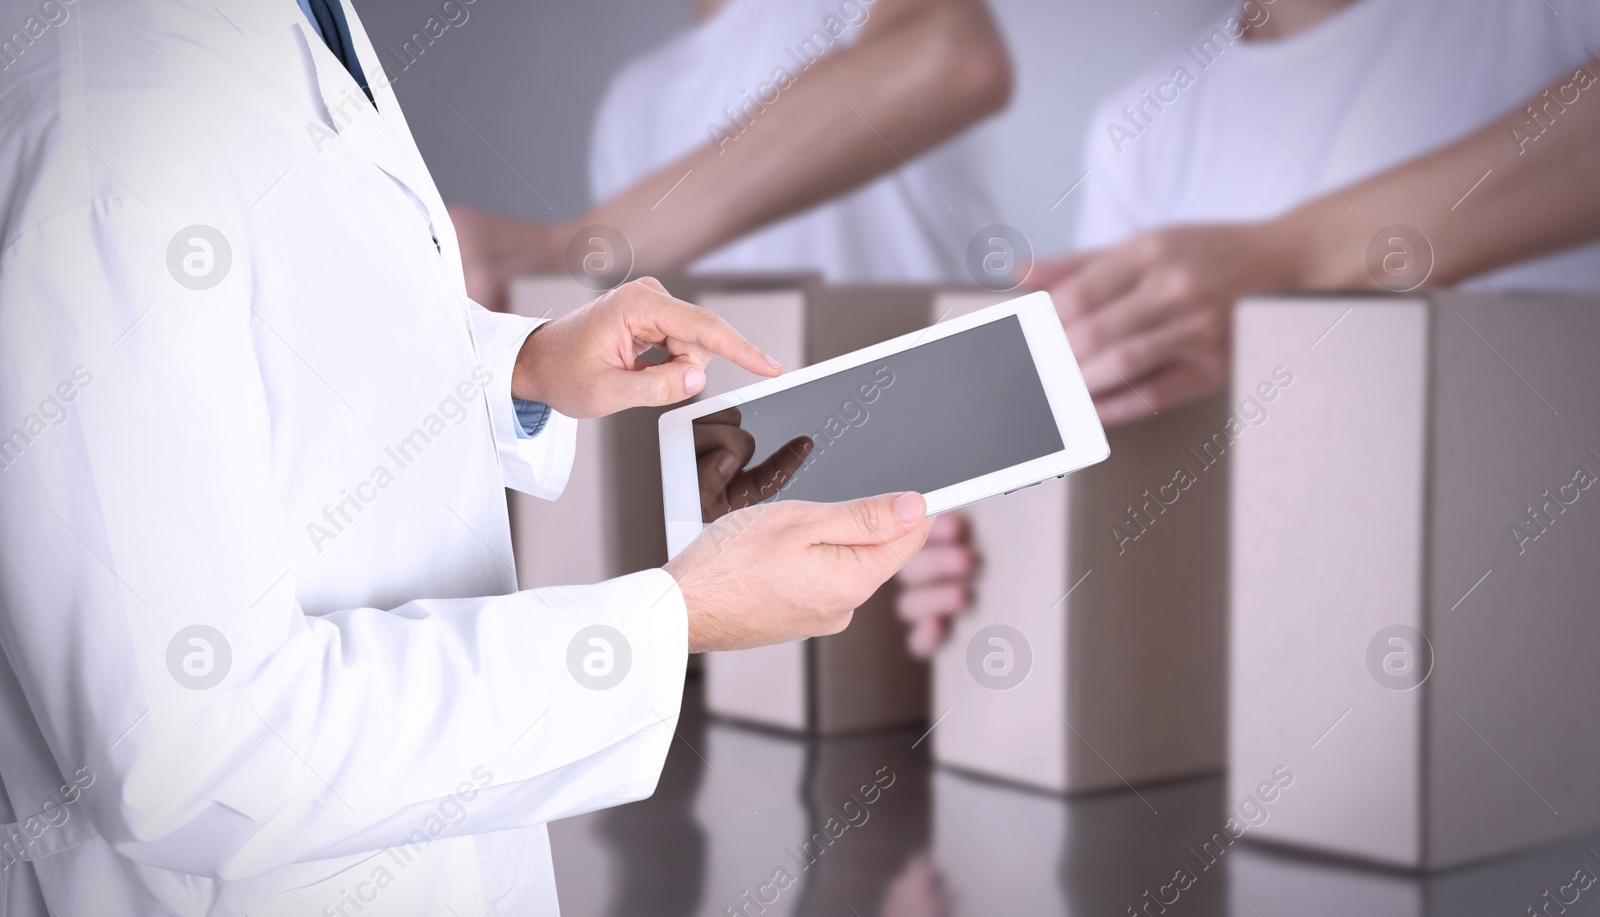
<box><xmin>550</xmin><ymin>677</ymin><xmax>1600</xmax><ymax>917</ymax></box>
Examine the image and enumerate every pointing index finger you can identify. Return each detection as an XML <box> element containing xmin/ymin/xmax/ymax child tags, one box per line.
<box><xmin>643</xmin><ymin>291</ymin><xmax>782</xmax><ymax>378</ymax></box>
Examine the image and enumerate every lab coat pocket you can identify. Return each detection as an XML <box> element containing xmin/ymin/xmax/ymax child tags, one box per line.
<box><xmin>0</xmin><ymin>858</ymin><xmax>49</xmax><ymax>917</ymax></box>
<box><xmin>0</xmin><ymin>858</ymin><xmax>42</xmax><ymax>917</ymax></box>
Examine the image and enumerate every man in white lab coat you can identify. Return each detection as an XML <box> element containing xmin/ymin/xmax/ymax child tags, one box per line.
<box><xmin>0</xmin><ymin>1</ymin><xmax>931</xmax><ymax>914</ymax></box>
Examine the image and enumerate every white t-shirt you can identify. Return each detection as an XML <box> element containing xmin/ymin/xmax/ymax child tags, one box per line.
<box><xmin>589</xmin><ymin>0</ymin><xmax>995</xmax><ymax>283</ymax></box>
<box><xmin>1076</xmin><ymin>0</ymin><xmax>1600</xmax><ymax>291</ymax></box>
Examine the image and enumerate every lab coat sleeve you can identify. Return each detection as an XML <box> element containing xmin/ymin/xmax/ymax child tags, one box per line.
<box><xmin>0</xmin><ymin>205</ymin><xmax>687</xmax><ymax>881</ymax></box>
<box><xmin>467</xmin><ymin>305</ymin><xmax>578</xmax><ymax>500</ymax></box>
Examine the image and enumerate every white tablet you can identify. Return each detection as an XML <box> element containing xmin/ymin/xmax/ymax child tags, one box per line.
<box><xmin>659</xmin><ymin>290</ymin><xmax>1109</xmax><ymax>558</ymax></box>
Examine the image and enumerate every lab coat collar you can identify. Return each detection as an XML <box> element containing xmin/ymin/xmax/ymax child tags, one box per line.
<box><xmin>293</xmin><ymin>0</ymin><xmax>470</xmax><ymax>299</ymax></box>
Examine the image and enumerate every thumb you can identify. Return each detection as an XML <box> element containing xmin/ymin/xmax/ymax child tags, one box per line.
<box><xmin>611</xmin><ymin>361</ymin><xmax>708</xmax><ymax>409</ymax></box>
<box><xmin>697</xmin><ymin>447</ymin><xmax>741</xmax><ymax>507</ymax></box>
<box><xmin>806</xmin><ymin>492</ymin><xmax>926</xmax><ymax>547</ymax></box>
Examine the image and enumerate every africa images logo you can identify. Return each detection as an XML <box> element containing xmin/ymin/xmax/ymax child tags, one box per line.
<box><xmin>566</xmin><ymin>625</ymin><xmax>632</xmax><ymax>691</ymax></box>
<box><xmin>166</xmin><ymin>225</ymin><xmax>232</xmax><ymax>291</ymax></box>
<box><xmin>166</xmin><ymin>625</ymin><xmax>232</xmax><ymax>690</ymax></box>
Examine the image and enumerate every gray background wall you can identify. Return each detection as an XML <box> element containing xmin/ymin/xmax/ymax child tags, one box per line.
<box><xmin>355</xmin><ymin>0</ymin><xmax>1232</xmax><ymax>258</ymax></box>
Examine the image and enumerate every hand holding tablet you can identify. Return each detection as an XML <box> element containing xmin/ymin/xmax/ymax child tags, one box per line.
<box><xmin>659</xmin><ymin>291</ymin><xmax>1110</xmax><ymax>558</ymax></box>
<box><xmin>663</xmin><ymin>490</ymin><xmax>934</xmax><ymax>652</ymax></box>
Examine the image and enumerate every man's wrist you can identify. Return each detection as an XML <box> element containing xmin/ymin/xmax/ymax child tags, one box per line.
<box><xmin>1246</xmin><ymin>211</ymin><xmax>1313</xmax><ymax>293</ymax></box>
<box><xmin>511</xmin><ymin>320</ymin><xmax>550</xmax><ymax>404</ymax></box>
<box><xmin>1266</xmin><ymin>197</ymin><xmax>1371</xmax><ymax>291</ymax></box>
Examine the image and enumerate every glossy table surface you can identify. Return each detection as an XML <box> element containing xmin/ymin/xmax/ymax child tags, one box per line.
<box><xmin>550</xmin><ymin>678</ymin><xmax>1600</xmax><ymax>917</ymax></box>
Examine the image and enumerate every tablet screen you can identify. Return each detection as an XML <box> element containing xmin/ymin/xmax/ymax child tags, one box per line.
<box><xmin>694</xmin><ymin>315</ymin><xmax>1065</xmax><ymax>520</ymax></box>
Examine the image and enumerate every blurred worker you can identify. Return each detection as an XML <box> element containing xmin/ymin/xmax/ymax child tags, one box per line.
<box><xmin>901</xmin><ymin>0</ymin><xmax>1600</xmax><ymax>645</ymax></box>
<box><xmin>451</xmin><ymin>0</ymin><xmax>1011</xmax><ymax>308</ymax></box>
<box><xmin>0</xmin><ymin>1</ymin><xmax>934</xmax><ymax>913</ymax></box>
<box><xmin>1053</xmin><ymin>0</ymin><xmax>1600</xmax><ymax>425</ymax></box>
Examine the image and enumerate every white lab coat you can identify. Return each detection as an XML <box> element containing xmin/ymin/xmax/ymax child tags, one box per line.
<box><xmin>0</xmin><ymin>1</ymin><xmax>686</xmax><ymax>914</ymax></box>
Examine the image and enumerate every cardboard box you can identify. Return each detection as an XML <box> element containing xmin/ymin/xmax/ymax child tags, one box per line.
<box><xmin>1229</xmin><ymin>292</ymin><xmax>1600</xmax><ymax>869</ymax></box>
<box><xmin>929</xmin><ymin>291</ymin><xmax>1229</xmax><ymax>793</ymax></box>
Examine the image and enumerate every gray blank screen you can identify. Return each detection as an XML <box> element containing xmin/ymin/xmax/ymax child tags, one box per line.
<box><xmin>702</xmin><ymin>316</ymin><xmax>1064</xmax><ymax>518</ymax></box>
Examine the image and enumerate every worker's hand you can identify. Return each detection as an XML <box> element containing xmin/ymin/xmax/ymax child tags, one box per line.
<box><xmin>666</xmin><ymin>492</ymin><xmax>935</xmax><ymax>653</ymax></box>
<box><xmin>449</xmin><ymin>205</ymin><xmax>570</xmax><ymax>312</ymax></box>
<box><xmin>894</xmin><ymin>513</ymin><xmax>977</xmax><ymax>658</ymax></box>
<box><xmin>512</xmin><ymin>277</ymin><xmax>781</xmax><ymax>419</ymax></box>
<box><xmin>693</xmin><ymin>407</ymin><xmax>814</xmax><ymax>522</ymax></box>
<box><xmin>1035</xmin><ymin>222</ymin><xmax>1293</xmax><ymax>427</ymax></box>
